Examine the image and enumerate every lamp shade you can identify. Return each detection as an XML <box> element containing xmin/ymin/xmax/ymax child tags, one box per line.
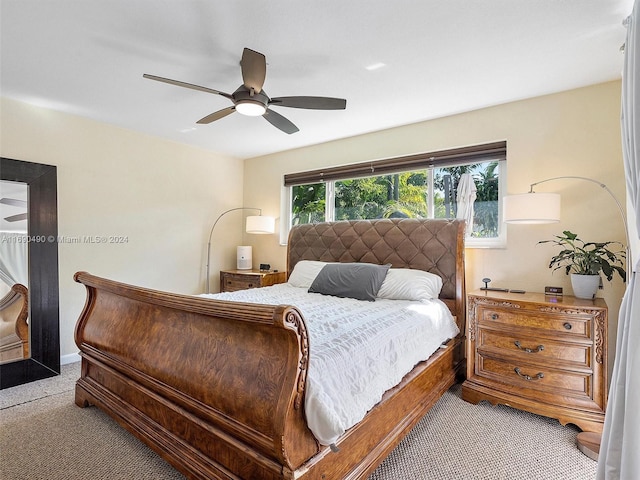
<box><xmin>503</xmin><ymin>192</ymin><xmax>561</xmax><ymax>224</ymax></box>
<box><xmin>245</xmin><ymin>215</ymin><xmax>275</xmax><ymax>234</ymax></box>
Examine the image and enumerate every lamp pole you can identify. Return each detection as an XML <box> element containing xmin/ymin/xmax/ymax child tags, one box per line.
<box><xmin>529</xmin><ymin>176</ymin><xmax>632</xmax><ymax>280</ymax></box>
<box><xmin>205</xmin><ymin>207</ymin><xmax>262</xmax><ymax>294</ymax></box>
<box><xmin>529</xmin><ymin>176</ymin><xmax>631</xmax><ymax>460</ymax></box>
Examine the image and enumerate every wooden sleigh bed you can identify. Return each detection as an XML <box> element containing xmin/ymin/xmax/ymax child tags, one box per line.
<box><xmin>74</xmin><ymin>218</ymin><xmax>466</xmax><ymax>480</ymax></box>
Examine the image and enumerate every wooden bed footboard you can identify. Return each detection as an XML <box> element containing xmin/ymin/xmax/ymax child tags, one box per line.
<box><xmin>74</xmin><ymin>271</ymin><xmax>319</xmax><ymax>479</ymax></box>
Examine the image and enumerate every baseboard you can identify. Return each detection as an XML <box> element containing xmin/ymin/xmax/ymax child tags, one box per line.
<box><xmin>61</xmin><ymin>352</ymin><xmax>81</xmax><ymax>365</ymax></box>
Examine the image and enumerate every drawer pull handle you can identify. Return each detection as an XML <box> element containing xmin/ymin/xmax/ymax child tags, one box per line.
<box><xmin>514</xmin><ymin>367</ymin><xmax>544</xmax><ymax>381</ymax></box>
<box><xmin>563</xmin><ymin>322</ymin><xmax>572</xmax><ymax>330</ymax></box>
<box><xmin>491</xmin><ymin>313</ymin><xmax>499</xmax><ymax>320</ymax></box>
<box><xmin>514</xmin><ymin>341</ymin><xmax>544</xmax><ymax>353</ymax></box>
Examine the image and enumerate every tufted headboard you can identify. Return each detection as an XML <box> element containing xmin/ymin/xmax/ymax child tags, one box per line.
<box><xmin>287</xmin><ymin>218</ymin><xmax>466</xmax><ymax>329</ymax></box>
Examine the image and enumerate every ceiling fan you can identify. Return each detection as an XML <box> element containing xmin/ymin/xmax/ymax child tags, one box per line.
<box><xmin>143</xmin><ymin>48</ymin><xmax>346</xmax><ymax>134</ymax></box>
<box><xmin>0</xmin><ymin>197</ymin><xmax>27</xmax><ymax>222</ymax></box>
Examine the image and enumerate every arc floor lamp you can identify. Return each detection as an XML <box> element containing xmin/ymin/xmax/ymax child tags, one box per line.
<box><xmin>205</xmin><ymin>207</ymin><xmax>275</xmax><ymax>294</ymax></box>
<box><xmin>503</xmin><ymin>175</ymin><xmax>631</xmax><ymax>276</ymax></box>
<box><xmin>503</xmin><ymin>175</ymin><xmax>631</xmax><ymax>461</ymax></box>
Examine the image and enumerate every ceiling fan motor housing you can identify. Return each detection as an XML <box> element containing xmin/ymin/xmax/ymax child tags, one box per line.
<box><xmin>233</xmin><ymin>86</ymin><xmax>269</xmax><ymax>115</ymax></box>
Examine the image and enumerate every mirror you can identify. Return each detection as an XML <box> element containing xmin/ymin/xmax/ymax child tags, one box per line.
<box><xmin>0</xmin><ymin>157</ymin><xmax>59</xmax><ymax>388</ymax></box>
<box><xmin>0</xmin><ymin>180</ymin><xmax>29</xmax><ymax>363</ymax></box>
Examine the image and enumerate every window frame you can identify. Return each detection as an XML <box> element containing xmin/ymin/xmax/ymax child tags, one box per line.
<box><xmin>281</xmin><ymin>142</ymin><xmax>507</xmax><ymax>248</ymax></box>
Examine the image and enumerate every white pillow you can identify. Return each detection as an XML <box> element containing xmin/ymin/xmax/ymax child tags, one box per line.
<box><xmin>287</xmin><ymin>260</ymin><xmax>330</xmax><ymax>288</ymax></box>
<box><xmin>376</xmin><ymin>268</ymin><xmax>443</xmax><ymax>301</ymax></box>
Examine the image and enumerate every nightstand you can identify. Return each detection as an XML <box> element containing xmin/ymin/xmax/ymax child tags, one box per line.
<box><xmin>462</xmin><ymin>290</ymin><xmax>608</xmax><ymax>433</ymax></box>
<box><xmin>219</xmin><ymin>269</ymin><xmax>287</xmax><ymax>292</ymax></box>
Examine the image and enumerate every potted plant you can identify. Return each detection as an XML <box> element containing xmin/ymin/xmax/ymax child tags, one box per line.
<box><xmin>539</xmin><ymin>230</ymin><xmax>626</xmax><ymax>299</ymax></box>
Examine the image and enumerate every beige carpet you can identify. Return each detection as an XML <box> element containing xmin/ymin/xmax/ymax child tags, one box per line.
<box><xmin>1</xmin><ymin>363</ymin><xmax>597</xmax><ymax>479</ymax></box>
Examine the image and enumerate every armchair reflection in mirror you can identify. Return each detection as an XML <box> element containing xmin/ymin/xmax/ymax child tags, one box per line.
<box><xmin>0</xmin><ymin>157</ymin><xmax>60</xmax><ymax>388</ymax></box>
<box><xmin>0</xmin><ymin>283</ymin><xmax>29</xmax><ymax>362</ymax></box>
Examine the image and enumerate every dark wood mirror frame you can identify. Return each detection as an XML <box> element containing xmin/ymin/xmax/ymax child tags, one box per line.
<box><xmin>1</xmin><ymin>157</ymin><xmax>60</xmax><ymax>388</ymax></box>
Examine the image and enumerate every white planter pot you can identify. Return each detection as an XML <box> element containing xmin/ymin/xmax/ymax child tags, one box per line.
<box><xmin>570</xmin><ymin>274</ymin><xmax>600</xmax><ymax>299</ymax></box>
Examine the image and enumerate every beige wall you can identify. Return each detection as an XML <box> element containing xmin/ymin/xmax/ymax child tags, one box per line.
<box><xmin>1</xmin><ymin>97</ymin><xmax>244</xmax><ymax>359</ymax></box>
<box><xmin>243</xmin><ymin>81</ymin><xmax>627</xmax><ymax>372</ymax></box>
<box><xmin>0</xmin><ymin>81</ymin><xmax>627</xmax><ymax>371</ymax></box>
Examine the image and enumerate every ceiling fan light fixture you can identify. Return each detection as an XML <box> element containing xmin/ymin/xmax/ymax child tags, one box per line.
<box><xmin>235</xmin><ymin>101</ymin><xmax>267</xmax><ymax>116</ymax></box>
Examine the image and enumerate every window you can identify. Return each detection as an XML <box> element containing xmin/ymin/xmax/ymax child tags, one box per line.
<box><xmin>282</xmin><ymin>142</ymin><xmax>507</xmax><ymax>248</ymax></box>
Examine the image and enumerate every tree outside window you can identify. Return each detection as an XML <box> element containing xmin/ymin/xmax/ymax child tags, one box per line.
<box><xmin>290</xmin><ymin>160</ymin><xmax>501</xmax><ymax>241</ymax></box>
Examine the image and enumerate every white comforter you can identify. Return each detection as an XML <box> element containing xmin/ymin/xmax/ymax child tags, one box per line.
<box><xmin>202</xmin><ymin>283</ymin><xmax>458</xmax><ymax>445</ymax></box>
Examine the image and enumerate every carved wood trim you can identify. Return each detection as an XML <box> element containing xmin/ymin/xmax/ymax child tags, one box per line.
<box><xmin>284</xmin><ymin>309</ymin><xmax>309</xmax><ymax>410</ymax></box>
<box><xmin>538</xmin><ymin>306</ymin><xmax>600</xmax><ymax>315</ymax></box>
<box><xmin>593</xmin><ymin>310</ymin><xmax>606</xmax><ymax>365</ymax></box>
<box><xmin>467</xmin><ymin>296</ymin><xmax>478</xmax><ymax>342</ymax></box>
<box><xmin>474</xmin><ymin>298</ymin><xmax>524</xmax><ymax>310</ymax></box>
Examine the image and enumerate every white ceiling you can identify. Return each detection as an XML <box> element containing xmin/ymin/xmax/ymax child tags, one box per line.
<box><xmin>0</xmin><ymin>0</ymin><xmax>633</xmax><ymax>160</ymax></box>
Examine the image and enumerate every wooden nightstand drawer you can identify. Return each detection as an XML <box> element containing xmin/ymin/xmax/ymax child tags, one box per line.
<box><xmin>223</xmin><ymin>275</ymin><xmax>258</xmax><ymax>291</ymax></box>
<box><xmin>219</xmin><ymin>270</ymin><xmax>287</xmax><ymax>293</ymax></box>
<box><xmin>477</xmin><ymin>329</ymin><xmax>590</xmax><ymax>367</ymax></box>
<box><xmin>479</xmin><ymin>308</ymin><xmax>589</xmax><ymax>338</ymax></box>
<box><xmin>477</xmin><ymin>354</ymin><xmax>592</xmax><ymax>400</ymax></box>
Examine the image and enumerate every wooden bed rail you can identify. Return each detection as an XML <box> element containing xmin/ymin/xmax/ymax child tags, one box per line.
<box><xmin>74</xmin><ymin>272</ymin><xmax>319</xmax><ymax>478</ymax></box>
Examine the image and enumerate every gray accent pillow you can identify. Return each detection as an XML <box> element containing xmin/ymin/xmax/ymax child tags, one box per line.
<box><xmin>308</xmin><ymin>263</ymin><xmax>391</xmax><ymax>301</ymax></box>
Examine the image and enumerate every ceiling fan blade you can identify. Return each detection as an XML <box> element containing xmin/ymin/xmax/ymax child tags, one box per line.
<box><xmin>0</xmin><ymin>198</ymin><xmax>27</xmax><ymax>208</ymax></box>
<box><xmin>4</xmin><ymin>213</ymin><xmax>27</xmax><ymax>222</ymax></box>
<box><xmin>196</xmin><ymin>106</ymin><xmax>236</xmax><ymax>124</ymax></box>
<box><xmin>263</xmin><ymin>108</ymin><xmax>299</xmax><ymax>134</ymax></box>
<box><xmin>240</xmin><ymin>48</ymin><xmax>266</xmax><ymax>93</ymax></box>
<box><xmin>270</xmin><ymin>96</ymin><xmax>347</xmax><ymax>110</ymax></box>
<box><xmin>143</xmin><ymin>74</ymin><xmax>233</xmax><ymax>100</ymax></box>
